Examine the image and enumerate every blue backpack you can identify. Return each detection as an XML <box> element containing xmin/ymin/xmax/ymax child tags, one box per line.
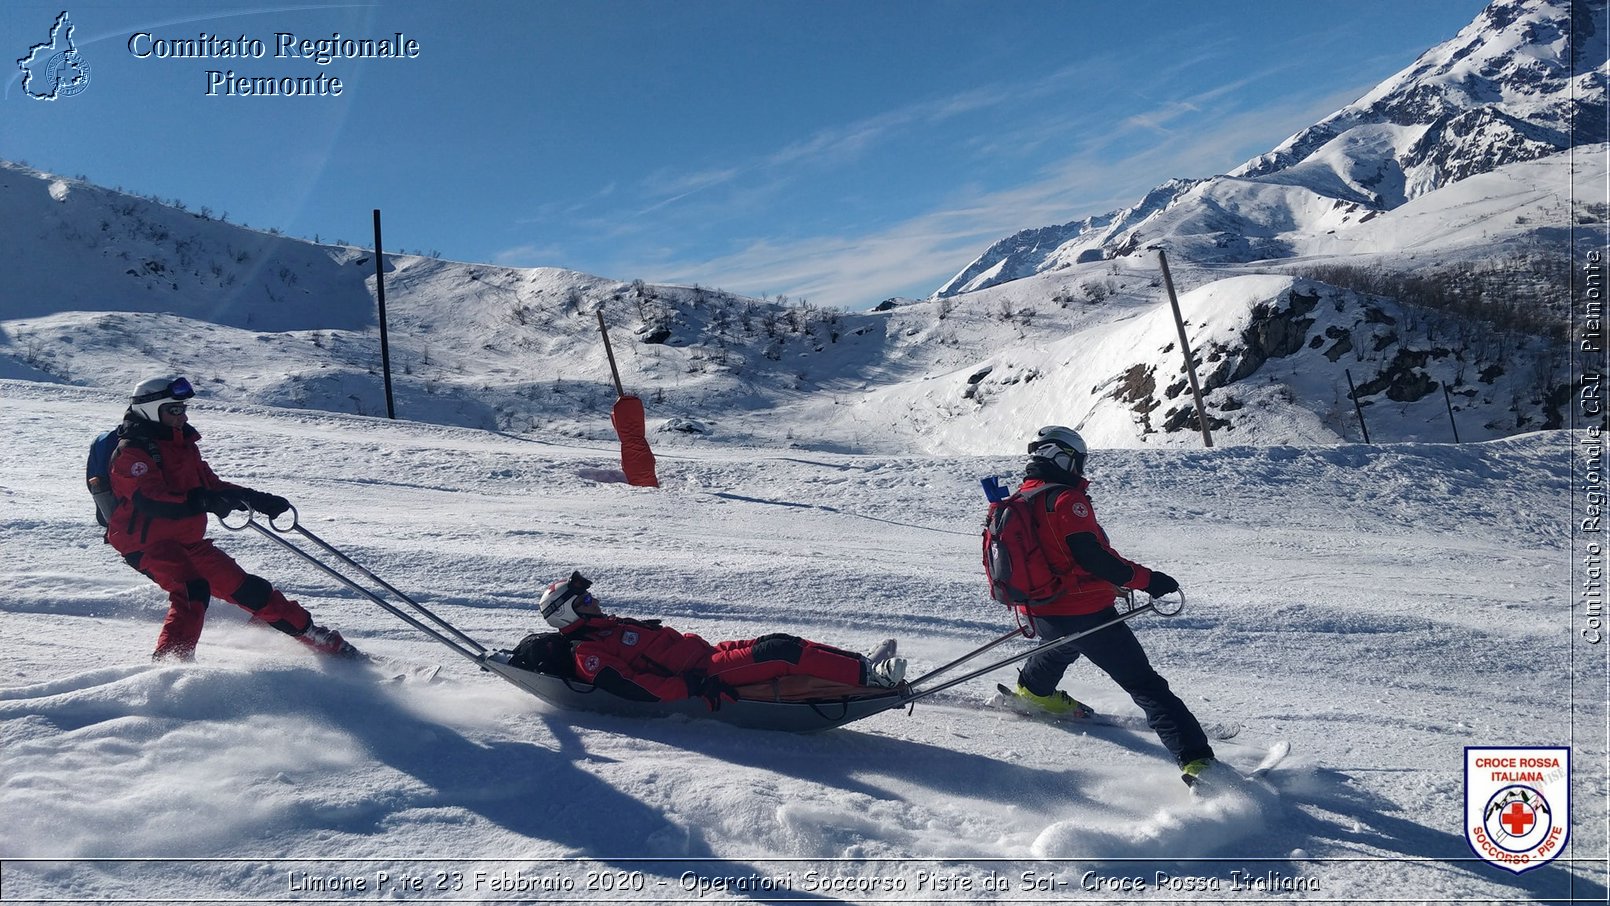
<box><xmin>86</xmin><ymin>430</ymin><xmax>121</xmax><ymax>526</ymax></box>
<box><xmin>86</xmin><ymin>428</ymin><xmax>159</xmax><ymax>528</ymax></box>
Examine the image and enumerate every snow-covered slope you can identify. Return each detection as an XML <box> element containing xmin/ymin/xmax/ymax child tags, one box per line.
<box><xmin>789</xmin><ymin>271</ymin><xmax>1569</xmax><ymax>452</ymax></box>
<box><xmin>1</xmin><ymin>380</ymin><xmax>1600</xmax><ymax>902</ymax></box>
<box><xmin>0</xmin><ymin>4</ymin><xmax>1587</xmax><ymax>455</ymax></box>
<box><xmin>937</xmin><ymin>0</ymin><xmax>1603</xmax><ymax>292</ymax></box>
<box><xmin>2</xmin><ymin>167</ymin><xmax>377</xmax><ymax>332</ymax></box>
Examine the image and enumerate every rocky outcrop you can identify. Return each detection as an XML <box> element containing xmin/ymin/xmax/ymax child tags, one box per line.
<box><xmin>1100</xmin><ymin>278</ymin><xmax>1568</xmax><ymax>441</ymax></box>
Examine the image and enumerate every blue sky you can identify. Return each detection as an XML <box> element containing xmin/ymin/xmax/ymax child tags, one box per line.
<box><xmin>4</xmin><ymin>0</ymin><xmax>1489</xmax><ymax>309</ymax></box>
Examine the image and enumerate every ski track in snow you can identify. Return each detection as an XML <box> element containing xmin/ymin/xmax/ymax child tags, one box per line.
<box><xmin>0</xmin><ymin>381</ymin><xmax>1602</xmax><ymax>903</ymax></box>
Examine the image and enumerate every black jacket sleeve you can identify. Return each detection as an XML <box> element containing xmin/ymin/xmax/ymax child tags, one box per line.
<box><xmin>590</xmin><ymin>667</ymin><xmax>660</xmax><ymax>701</ymax></box>
<box><xmin>132</xmin><ymin>488</ymin><xmax>203</xmax><ymax>520</ymax></box>
<box><xmin>1066</xmin><ymin>532</ymin><xmax>1138</xmax><ymax>586</ymax></box>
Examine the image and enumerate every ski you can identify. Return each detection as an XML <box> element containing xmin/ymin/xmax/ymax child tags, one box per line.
<box><xmin>987</xmin><ymin>683</ymin><xmax>1241</xmax><ymax>741</ymax></box>
<box><xmin>1246</xmin><ymin>739</ymin><xmax>1290</xmax><ymax>778</ymax></box>
<box><xmin>1190</xmin><ymin>740</ymin><xmax>1290</xmax><ymax>795</ymax></box>
<box><xmin>360</xmin><ymin>654</ymin><xmax>444</xmax><ymax>685</ymax></box>
<box><xmin>1096</xmin><ymin>710</ymin><xmax>1243</xmax><ymax>742</ymax></box>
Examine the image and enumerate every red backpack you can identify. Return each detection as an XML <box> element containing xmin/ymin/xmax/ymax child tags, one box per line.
<box><xmin>982</xmin><ymin>484</ymin><xmax>1067</xmax><ymax>608</ymax></box>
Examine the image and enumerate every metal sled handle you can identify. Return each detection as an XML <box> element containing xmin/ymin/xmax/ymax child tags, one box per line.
<box><xmin>218</xmin><ymin>503</ymin><xmax>300</xmax><ymax>534</ymax></box>
<box><xmin>902</xmin><ymin>626</ymin><xmax>1027</xmax><ymax>691</ymax></box>
<box><xmin>903</xmin><ymin>589</ymin><xmax>1183</xmax><ymax>693</ymax></box>
<box><xmin>272</xmin><ymin>516</ymin><xmax>487</xmax><ymax>655</ymax></box>
<box><xmin>899</xmin><ymin>588</ymin><xmax>1185</xmax><ymax>707</ymax></box>
<box><xmin>248</xmin><ymin>505</ymin><xmax>485</xmax><ymax>653</ymax></box>
<box><xmin>269</xmin><ymin>505</ymin><xmax>300</xmax><ymax>533</ymax></box>
<box><xmin>1116</xmin><ymin>585</ymin><xmax>1185</xmax><ymax>618</ymax></box>
<box><xmin>223</xmin><ymin>509</ymin><xmax>488</xmax><ymax>666</ymax></box>
<box><xmin>1154</xmin><ymin>588</ymin><xmax>1185</xmax><ymax>617</ymax></box>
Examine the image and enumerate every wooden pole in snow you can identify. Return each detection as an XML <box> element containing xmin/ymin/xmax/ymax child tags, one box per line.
<box><xmin>1156</xmin><ymin>249</ymin><xmax>1214</xmax><ymax>448</ymax></box>
<box><xmin>372</xmin><ymin>209</ymin><xmax>396</xmax><ymax>420</ymax></box>
<box><xmin>596</xmin><ymin>309</ymin><xmax>625</xmax><ymax>398</ymax></box>
<box><xmin>1346</xmin><ymin>369</ymin><xmax>1371</xmax><ymax>444</ymax></box>
<box><xmin>1443</xmin><ymin>384</ymin><xmax>1461</xmax><ymax>443</ymax></box>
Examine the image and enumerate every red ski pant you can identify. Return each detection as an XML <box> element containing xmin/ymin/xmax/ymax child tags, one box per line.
<box><xmin>706</xmin><ymin>634</ymin><xmax>863</xmax><ymax>687</ymax></box>
<box><xmin>124</xmin><ymin>538</ymin><xmax>313</xmax><ymax>658</ymax></box>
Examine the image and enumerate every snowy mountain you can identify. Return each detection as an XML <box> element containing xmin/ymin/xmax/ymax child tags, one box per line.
<box><xmin>936</xmin><ymin>0</ymin><xmax>1604</xmax><ymax>290</ymax></box>
<box><xmin>934</xmin><ymin>178</ymin><xmax>1202</xmax><ymax>296</ymax></box>
<box><xmin>0</xmin><ymin>146</ymin><xmax>1583</xmax><ymax>452</ymax></box>
<box><xmin>1233</xmin><ymin>0</ymin><xmax>1602</xmax><ymax>192</ymax></box>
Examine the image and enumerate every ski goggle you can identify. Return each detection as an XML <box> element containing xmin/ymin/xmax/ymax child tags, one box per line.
<box><xmin>541</xmin><ymin>587</ymin><xmax>599</xmax><ymax>625</ymax></box>
<box><xmin>132</xmin><ymin>377</ymin><xmax>195</xmax><ymax>405</ymax></box>
<box><xmin>1030</xmin><ymin>441</ymin><xmax>1087</xmax><ymax>474</ymax></box>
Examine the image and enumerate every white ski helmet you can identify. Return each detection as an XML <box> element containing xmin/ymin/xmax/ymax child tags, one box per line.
<box><xmin>129</xmin><ymin>376</ymin><xmax>196</xmax><ymax>422</ymax></box>
<box><xmin>539</xmin><ymin>571</ymin><xmax>597</xmax><ymax>629</ymax></box>
<box><xmin>1029</xmin><ymin>425</ymin><xmax>1088</xmax><ymax>475</ymax></box>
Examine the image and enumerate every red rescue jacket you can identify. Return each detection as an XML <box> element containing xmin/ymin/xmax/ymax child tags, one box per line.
<box><xmin>106</xmin><ymin>420</ymin><xmax>243</xmax><ymax>554</ymax></box>
<box><xmin>1020</xmin><ymin>477</ymin><xmax>1153</xmax><ymax>617</ymax></box>
<box><xmin>560</xmin><ymin>615</ymin><xmax>714</xmax><ymax>701</ymax></box>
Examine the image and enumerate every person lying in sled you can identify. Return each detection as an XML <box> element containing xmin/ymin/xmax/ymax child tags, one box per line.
<box><xmin>512</xmin><ymin>572</ymin><xmax>906</xmax><ymax>708</ymax></box>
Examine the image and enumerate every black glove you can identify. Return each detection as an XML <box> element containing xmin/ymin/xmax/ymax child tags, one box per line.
<box><xmin>683</xmin><ymin>670</ymin><xmax>707</xmax><ymax>699</ymax></box>
<box><xmin>189</xmin><ymin>488</ymin><xmax>246</xmax><ymax>518</ymax></box>
<box><xmin>1144</xmin><ymin>570</ymin><xmax>1180</xmax><ymax>599</ymax></box>
<box><xmin>690</xmin><ymin>674</ymin><xmax>739</xmax><ymax>711</ymax></box>
<box><xmin>240</xmin><ymin>489</ymin><xmax>291</xmax><ymax>518</ymax></box>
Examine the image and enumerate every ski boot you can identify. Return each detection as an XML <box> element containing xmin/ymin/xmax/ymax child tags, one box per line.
<box><xmin>298</xmin><ymin>624</ymin><xmax>360</xmax><ymax>658</ymax></box>
<box><xmin>866</xmin><ymin>638</ymin><xmax>897</xmax><ymax>664</ymax></box>
<box><xmin>868</xmin><ymin>656</ymin><xmax>908</xmax><ymax>687</ymax></box>
<box><xmin>1180</xmin><ymin>757</ymin><xmax>1218</xmax><ymax>791</ymax></box>
<box><xmin>1012</xmin><ymin>683</ymin><xmax>1095</xmax><ymax>719</ymax></box>
<box><xmin>863</xmin><ymin>639</ymin><xmax>905</xmax><ymax>687</ymax></box>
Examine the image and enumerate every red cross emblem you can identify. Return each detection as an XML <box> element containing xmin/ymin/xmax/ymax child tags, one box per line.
<box><xmin>1466</xmin><ymin>749</ymin><xmax>1570</xmax><ymax>875</ymax></box>
<box><xmin>1500</xmin><ymin>801</ymin><xmax>1535</xmax><ymax>836</ymax></box>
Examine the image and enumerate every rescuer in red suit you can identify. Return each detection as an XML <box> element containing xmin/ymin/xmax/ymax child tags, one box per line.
<box><xmin>525</xmin><ymin>572</ymin><xmax>905</xmax><ymax>707</ymax></box>
<box><xmin>1003</xmin><ymin>426</ymin><xmax>1217</xmax><ymax>787</ymax></box>
<box><xmin>105</xmin><ymin>376</ymin><xmax>355</xmax><ymax>661</ymax></box>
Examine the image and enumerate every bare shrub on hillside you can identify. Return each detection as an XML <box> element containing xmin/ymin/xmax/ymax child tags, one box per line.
<box><xmin>1291</xmin><ymin>257</ymin><xmax>1567</xmax><ymax>342</ymax></box>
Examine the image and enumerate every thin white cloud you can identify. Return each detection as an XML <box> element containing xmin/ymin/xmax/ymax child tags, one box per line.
<box><xmin>629</xmin><ymin>64</ymin><xmax>1103</xmax><ymax>215</ymax></box>
<box><xmin>638</xmin><ymin>80</ymin><xmax>1376</xmax><ymax>310</ymax></box>
<box><xmin>639</xmin><ymin>165</ymin><xmax>749</xmax><ymax>210</ymax></box>
<box><xmin>1122</xmin><ymin>102</ymin><xmax>1203</xmax><ymax>135</ymax></box>
<box><xmin>516</xmin><ymin>42</ymin><xmax>1397</xmax><ymax>311</ymax></box>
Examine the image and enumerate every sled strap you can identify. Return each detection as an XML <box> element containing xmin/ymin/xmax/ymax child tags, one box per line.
<box><xmin>898</xmin><ymin>602</ymin><xmax>1161</xmax><ymax>707</ymax></box>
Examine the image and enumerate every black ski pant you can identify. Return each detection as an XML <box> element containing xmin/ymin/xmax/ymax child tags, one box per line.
<box><xmin>1018</xmin><ymin>606</ymin><xmax>1214</xmax><ymax>767</ymax></box>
